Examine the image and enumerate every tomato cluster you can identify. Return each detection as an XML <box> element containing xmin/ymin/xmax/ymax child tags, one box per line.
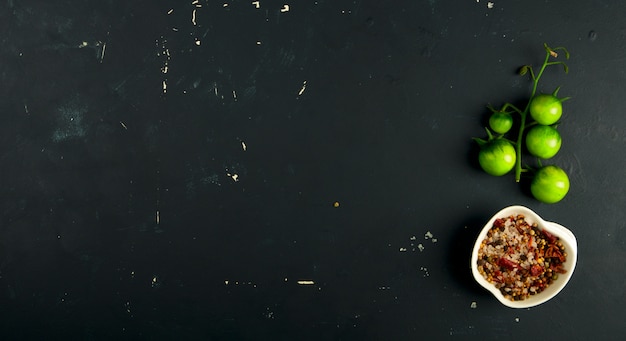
<box><xmin>473</xmin><ymin>44</ymin><xmax>572</xmax><ymax>204</ymax></box>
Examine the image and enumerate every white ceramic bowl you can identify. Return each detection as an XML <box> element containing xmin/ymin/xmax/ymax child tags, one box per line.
<box><xmin>470</xmin><ymin>205</ymin><xmax>578</xmax><ymax>308</ymax></box>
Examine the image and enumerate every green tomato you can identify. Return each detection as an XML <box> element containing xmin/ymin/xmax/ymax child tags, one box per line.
<box><xmin>489</xmin><ymin>111</ymin><xmax>513</xmax><ymax>134</ymax></box>
<box><xmin>529</xmin><ymin>94</ymin><xmax>562</xmax><ymax>125</ymax></box>
<box><xmin>531</xmin><ymin>165</ymin><xmax>570</xmax><ymax>203</ymax></box>
<box><xmin>478</xmin><ymin>139</ymin><xmax>516</xmax><ymax>176</ymax></box>
<box><xmin>525</xmin><ymin>125</ymin><xmax>562</xmax><ymax>159</ymax></box>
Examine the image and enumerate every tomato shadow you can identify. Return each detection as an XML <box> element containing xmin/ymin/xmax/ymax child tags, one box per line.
<box><xmin>517</xmin><ymin>171</ymin><xmax>537</xmax><ymax>200</ymax></box>
<box><xmin>445</xmin><ymin>214</ymin><xmax>493</xmax><ymax>297</ymax></box>
<box><xmin>466</xmin><ymin>141</ymin><xmax>482</xmax><ymax>172</ymax></box>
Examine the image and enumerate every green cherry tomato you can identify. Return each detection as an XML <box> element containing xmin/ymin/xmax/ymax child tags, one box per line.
<box><xmin>525</xmin><ymin>125</ymin><xmax>562</xmax><ymax>159</ymax></box>
<box><xmin>478</xmin><ymin>139</ymin><xmax>516</xmax><ymax>176</ymax></box>
<box><xmin>531</xmin><ymin>165</ymin><xmax>570</xmax><ymax>203</ymax></box>
<box><xmin>529</xmin><ymin>94</ymin><xmax>563</xmax><ymax>125</ymax></box>
<box><xmin>489</xmin><ymin>111</ymin><xmax>513</xmax><ymax>134</ymax></box>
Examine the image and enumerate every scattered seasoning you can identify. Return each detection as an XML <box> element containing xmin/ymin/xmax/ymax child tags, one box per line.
<box><xmin>476</xmin><ymin>214</ymin><xmax>567</xmax><ymax>301</ymax></box>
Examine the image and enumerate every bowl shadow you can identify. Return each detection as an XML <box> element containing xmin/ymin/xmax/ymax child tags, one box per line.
<box><xmin>445</xmin><ymin>214</ymin><xmax>492</xmax><ymax>297</ymax></box>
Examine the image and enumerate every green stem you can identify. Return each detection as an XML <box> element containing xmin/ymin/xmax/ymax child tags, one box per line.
<box><xmin>501</xmin><ymin>102</ymin><xmax>523</xmax><ymax>116</ymax></box>
<box><xmin>514</xmin><ymin>48</ymin><xmax>552</xmax><ymax>182</ymax></box>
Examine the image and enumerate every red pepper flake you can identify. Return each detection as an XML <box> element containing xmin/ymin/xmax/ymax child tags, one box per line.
<box><xmin>542</xmin><ymin>229</ymin><xmax>558</xmax><ymax>244</ymax></box>
<box><xmin>493</xmin><ymin>218</ymin><xmax>506</xmax><ymax>229</ymax></box>
<box><xmin>498</xmin><ymin>257</ymin><xmax>520</xmax><ymax>270</ymax></box>
<box><xmin>530</xmin><ymin>264</ymin><xmax>543</xmax><ymax>276</ymax></box>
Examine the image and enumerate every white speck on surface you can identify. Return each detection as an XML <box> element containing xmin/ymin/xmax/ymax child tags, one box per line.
<box><xmin>409</xmin><ymin>235</ymin><xmax>417</xmax><ymax>241</ymax></box>
<box><xmin>167</xmin><ymin>8</ymin><xmax>173</xmax><ymax>14</ymax></box>
<box><xmin>425</xmin><ymin>231</ymin><xmax>433</xmax><ymax>239</ymax></box>
<box><xmin>399</xmin><ymin>247</ymin><xmax>407</xmax><ymax>252</ymax></box>
<box><xmin>195</xmin><ymin>39</ymin><xmax>201</xmax><ymax>46</ymax></box>
<box><xmin>298</xmin><ymin>80</ymin><xmax>307</xmax><ymax>96</ymax></box>
<box><xmin>223</xmin><ymin>3</ymin><xmax>229</xmax><ymax>7</ymax></box>
<box><xmin>417</xmin><ymin>243</ymin><xmax>425</xmax><ymax>252</ymax></box>
<box><xmin>420</xmin><ymin>266</ymin><xmax>430</xmax><ymax>277</ymax></box>
<box><xmin>280</xmin><ymin>4</ymin><xmax>290</xmax><ymax>12</ymax></box>
<box><xmin>162</xmin><ymin>80</ymin><xmax>167</xmax><ymax>93</ymax></box>
<box><xmin>470</xmin><ymin>301</ymin><xmax>477</xmax><ymax>309</ymax></box>
<box><xmin>192</xmin><ymin>9</ymin><xmax>197</xmax><ymax>25</ymax></box>
<box><xmin>120</xmin><ymin>121</ymin><xmax>128</xmax><ymax>130</ymax></box>
<box><xmin>100</xmin><ymin>42</ymin><xmax>106</xmax><ymax>63</ymax></box>
<box><xmin>297</xmin><ymin>280</ymin><xmax>314</xmax><ymax>285</ymax></box>
<box><xmin>487</xmin><ymin>1</ymin><xmax>494</xmax><ymax>8</ymax></box>
<box><xmin>432</xmin><ymin>238</ymin><xmax>438</xmax><ymax>243</ymax></box>
<box><xmin>252</xmin><ymin>1</ymin><xmax>260</xmax><ymax>8</ymax></box>
<box><xmin>156</xmin><ymin>210</ymin><xmax>160</xmax><ymax>224</ymax></box>
<box><xmin>241</xmin><ymin>141</ymin><xmax>247</xmax><ymax>151</ymax></box>
<box><xmin>515</xmin><ymin>317</ymin><xmax>520</xmax><ymax>322</ymax></box>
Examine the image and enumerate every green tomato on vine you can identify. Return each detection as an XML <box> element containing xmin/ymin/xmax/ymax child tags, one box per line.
<box><xmin>525</xmin><ymin>125</ymin><xmax>562</xmax><ymax>159</ymax></box>
<box><xmin>489</xmin><ymin>111</ymin><xmax>514</xmax><ymax>134</ymax></box>
<box><xmin>477</xmin><ymin>138</ymin><xmax>517</xmax><ymax>176</ymax></box>
<box><xmin>531</xmin><ymin>165</ymin><xmax>570</xmax><ymax>204</ymax></box>
<box><xmin>529</xmin><ymin>94</ymin><xmax>563</xmax><ymax>125</ymax></box>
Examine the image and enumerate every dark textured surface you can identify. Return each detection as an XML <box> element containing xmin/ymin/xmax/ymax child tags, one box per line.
<box><xmin>1</xmin><ymin>0</ymin><xmax>625</xmax><ymax>339</ymax></box>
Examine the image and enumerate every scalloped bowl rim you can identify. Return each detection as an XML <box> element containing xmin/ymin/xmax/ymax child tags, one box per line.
<box><xmin>470</xmin><ymin>205</ymin><xmax>578</xmax><ymax>308</ymax></box>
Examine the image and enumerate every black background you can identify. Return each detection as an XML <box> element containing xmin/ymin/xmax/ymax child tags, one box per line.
<box><xmin>1</xmin><ymin>0</ymin><xmax>625</xmax><ymax>339</ymax></box>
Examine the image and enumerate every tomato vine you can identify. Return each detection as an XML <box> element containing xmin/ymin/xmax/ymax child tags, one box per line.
<box><xmin>474</xmin><ymin>43</ymin><xmax>572</xmax><ymax>203</ymax></box>
<box><xmin>509</xmin><ymin>43</ymin><xmax>570</xmax><ymax>182</ymax></box>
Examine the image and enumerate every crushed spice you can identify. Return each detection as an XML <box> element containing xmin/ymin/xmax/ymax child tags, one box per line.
<box><xmin>477</xmin><ymin>214</ymin><xmax>567</xmax><ymax>301</ymax></box>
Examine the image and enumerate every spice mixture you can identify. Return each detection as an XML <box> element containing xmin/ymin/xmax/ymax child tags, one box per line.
<box><xmin>476</xmin><ymin>214</ymin><xmax>567</xmax><ymax>301</ymax></box>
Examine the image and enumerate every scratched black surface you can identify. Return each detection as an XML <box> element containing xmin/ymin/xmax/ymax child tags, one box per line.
<box><xmin>1</xmin><ymin>0</ymin><xmax>625</xmax><ymax>339</ymax></box>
